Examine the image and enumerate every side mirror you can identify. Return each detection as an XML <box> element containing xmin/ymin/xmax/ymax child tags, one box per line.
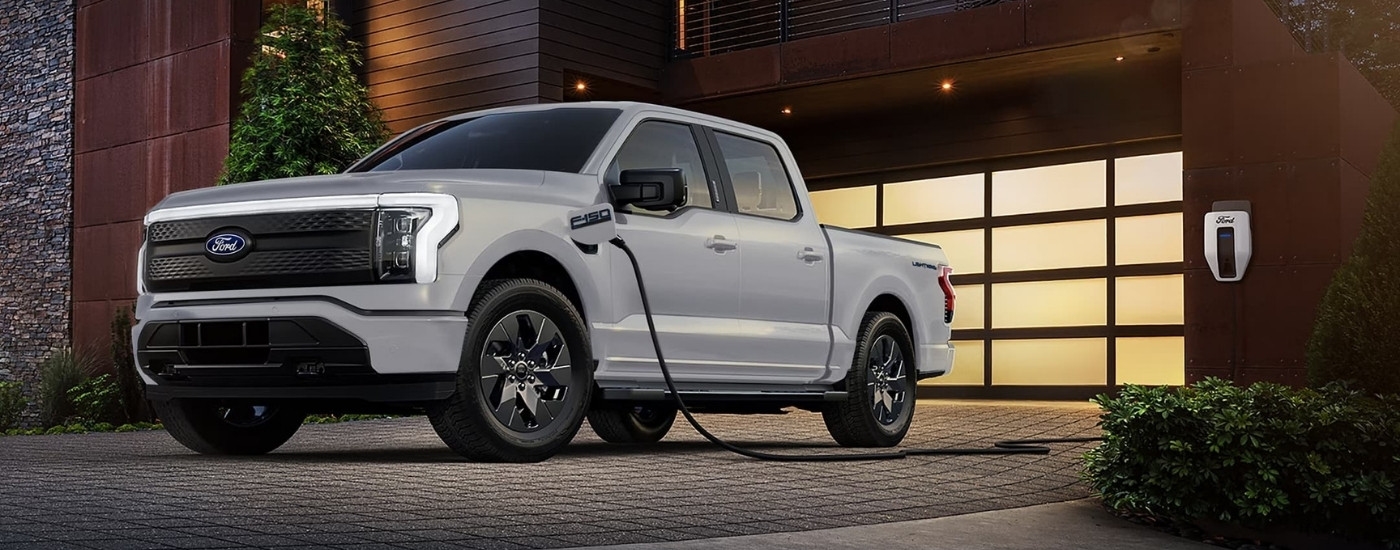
<box><xmin>611</xmin><ymin>168</ymin><xmax>686</xmax><ymax>211</ymax></box>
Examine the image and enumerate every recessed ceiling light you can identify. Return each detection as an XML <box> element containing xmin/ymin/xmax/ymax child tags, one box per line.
<box><xmin>940</xmin><ymin>80</ymin><xmax>954</xmax><ymax>92</ymax></box>
<box><xmin>1115</xmin><ymin>55</ymin><xmax>1125</xmax><ymax>62</ymax></box>
<box><xmin>780</xmin><ymin>107</ymin><xmax>792</xmax><ymax>115</ymax></box>
<box><xmin>574</xmin><ymin>81</ymin><xmax>588</xmax><ymax>92</ymax></box>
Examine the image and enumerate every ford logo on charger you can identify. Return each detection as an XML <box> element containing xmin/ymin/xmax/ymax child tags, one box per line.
<box><xmin>205</xmin><ymin>233</ymin><xmax>249</xmax><ymax>257</ymax></box>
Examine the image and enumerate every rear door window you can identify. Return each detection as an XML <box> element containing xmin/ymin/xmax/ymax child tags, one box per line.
<box><xmin>713</xmin><ymin>132</ymin><xmax>799</xmax><ymax>221</ymax></box>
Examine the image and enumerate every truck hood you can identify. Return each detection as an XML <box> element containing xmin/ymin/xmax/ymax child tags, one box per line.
<box><xmin>151</xmin><ymin>169</ymin><xmax>582</xmax><ymax>212</ymax></box>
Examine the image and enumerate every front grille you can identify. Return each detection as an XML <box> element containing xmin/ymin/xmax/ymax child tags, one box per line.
<box><xmin>144</xmin><ymin>210</ymin><xmax>376</xmax><ymax>292</ymax></box>
<box><xmin>146</xmin><ymin>211</ymin><xmax>373</xmax><ymax>242</ymax></box>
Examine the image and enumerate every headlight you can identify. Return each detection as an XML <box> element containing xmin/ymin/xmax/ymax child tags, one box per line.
<box><xmin>374</xmin><ymin>208</ymin><xmax>430</xmax><ymax>282</ymax></box>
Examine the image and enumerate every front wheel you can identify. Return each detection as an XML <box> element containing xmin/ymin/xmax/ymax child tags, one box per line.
<box><xmin>429</xmin><ymin>279</ymin><xmax>594</xmax><ymax>462</ymax></box>
<box><xmin>154</xmin><ymin>399</ymin><xmax>305</xmax><ymax>455</ymax></box>
<box><xmin>588</xmin><ymin>403</ymin><xmax>677</xmax><ymax>444</ymax></box>
<box><xmin>822</xmin><ymin>312</ymin><xmax>915</xmax><ymax>447</ymax></box>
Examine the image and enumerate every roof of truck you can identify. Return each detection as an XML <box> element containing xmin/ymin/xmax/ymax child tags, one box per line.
<box><xmin>436</xmin><ymin>101</ymin><xmax>781</xmax><ymax>143</ymax></box>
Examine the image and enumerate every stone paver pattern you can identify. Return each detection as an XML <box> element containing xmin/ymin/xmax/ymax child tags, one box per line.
<box><xmin>0</xmin><ymin>401</ymin><xmax>1102</xmax><ymax>549</ymax></box>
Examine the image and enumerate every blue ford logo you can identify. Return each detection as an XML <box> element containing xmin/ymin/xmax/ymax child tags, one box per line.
<box><xmin>205</xmin><ymin>233</ymin><xmax>248</xmax><ymax>256</ymax></box>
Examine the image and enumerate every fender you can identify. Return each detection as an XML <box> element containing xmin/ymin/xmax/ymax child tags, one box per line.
<box><xmin>456</xmin><ymin>228</ymin><xmax>608</xmax><ymax>338</ymax></box>
<box><xmin>835</xmin><ymin>273</ymin><xmax>925</xmax><ymax>365</ymax></box>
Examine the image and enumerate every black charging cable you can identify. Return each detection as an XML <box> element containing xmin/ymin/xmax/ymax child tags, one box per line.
<box><xmin>609</xmin><ymin>237</ymin><xmax>1102</xmax><ymax>461</ymax></box>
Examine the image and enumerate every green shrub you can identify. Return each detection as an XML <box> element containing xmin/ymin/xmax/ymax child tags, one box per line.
<box><xmin>69</xmin><ymin>374</ymin><xmax>125</xmax><ymax>425</ymax></box>
<box><xmin>1307</xmin><ymin>123</ymin><xmax>1400</xmax><ymax>395</ymax></box>
<box><xmin>38</xmin><ymin>348</ymin><xmax>98</xmax><ymax>426</ymax></box>
<box><xmin>0</xmin><ymin>381</ymin><xmax>26</xmax><ymax>430</ymax></box>
<box><xmin>218</xmin><ymin>2</ymin><xmax>387</xmax><ymax>185</ymax></box>
<box><xmin>110</xmin><ymin>305</ymin><xmax>149</xmax><ymax>422</ymax></box>
<box><xmin>1085</xmin><ymin>378</ymin><xmax>1400</xmax><ymax>545</ymax></box>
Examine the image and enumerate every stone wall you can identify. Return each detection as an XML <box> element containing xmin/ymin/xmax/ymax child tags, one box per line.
<box><xmin>0</xmin><ymin>0</ymin><xmax>74</xmax><ymax>426</ymax></box>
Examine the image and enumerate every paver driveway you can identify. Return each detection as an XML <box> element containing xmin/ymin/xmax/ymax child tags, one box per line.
<box><xmin>0</xmin><ymin>401</ymin><xmax>1102</xmax><ymax>549</ymax></box>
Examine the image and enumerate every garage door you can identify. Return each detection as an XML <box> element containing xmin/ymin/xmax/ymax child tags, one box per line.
<box><xmin>808</xmin><ymin>150</ymin><xmax>1185</xmax><ymax>392</ymax></box>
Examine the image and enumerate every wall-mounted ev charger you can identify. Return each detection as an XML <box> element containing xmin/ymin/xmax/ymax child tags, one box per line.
<box><xmin>1204</xmin><ymin>200</ymin><xmax>1252</xmax><ymax>283</ymax></box>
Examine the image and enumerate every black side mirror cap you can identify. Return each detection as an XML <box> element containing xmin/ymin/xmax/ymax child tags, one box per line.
<box><xmin>611</xmin><ymin>168</ymin><xmax>686</xmax><ymax>211</ymax></box>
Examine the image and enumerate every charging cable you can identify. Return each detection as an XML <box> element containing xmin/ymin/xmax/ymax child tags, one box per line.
<box><xmin>609</xmin><ymin>237</ymin><xmax>1102</xmax><ymax>461</ymax></box>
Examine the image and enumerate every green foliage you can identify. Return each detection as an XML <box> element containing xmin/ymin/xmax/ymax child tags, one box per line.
<box><xmin>1264</xmin><ymin>0</ymin><xmax>1400</xmax><ymax>107</ymax></box>
<box><xmin>110</xmin><ymin>305</ymin><xmax>149</xmax><ymax>422</ymax></box>
<box><xmin>0</xmin><ymin>381</ymin><xmax>26</xmax><ymax>430</ymax></box>
<box><xmin>219</xmin><ymin>3</ymin><xmax>387</xmax><ymax>185</ymax></box>
<box><xmin>2</xmin><ymin>421</ymin><xmax>161</xmax><ymax>437</ymax></box>
<box><xmin>68</xmin><ymin>374</ymin><xmax>126</xmax><ymax>425</ymax></box>
<box><xmin>1085</xmin><ymin>379</ymin><xmax>1400</xmax><ymax>546</ymax></box>
<box><xmin>303</xmin><ymin>413</ymin><xmax>400</xmax><ymax>424</ymax></box>
<box><xmin>1307</xmin><ymin>124</ymin><xmax>1400</xmax><ymax>396</ymax></box>
<box><xmin>38</xmin><ymin>348</ymin><xmax>98</xmax><ymax>426</ymax></box>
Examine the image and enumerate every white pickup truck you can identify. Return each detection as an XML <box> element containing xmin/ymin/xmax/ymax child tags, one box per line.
<box><xmin>134</xmin><ymin>102</ymin><xmax>956</xmax><ymax>462</ymax></box>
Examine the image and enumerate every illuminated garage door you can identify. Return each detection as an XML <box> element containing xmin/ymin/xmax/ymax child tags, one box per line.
<box><xmin>809</xmin><ymin>149</ymin><xmax>1184</xmax><ymax>390</ymax></box>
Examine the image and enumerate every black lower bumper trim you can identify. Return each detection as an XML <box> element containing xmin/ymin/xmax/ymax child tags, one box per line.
<box><xmin>144</xmin><ymin>376</ymin><xmax>457</xmax><ymax>403</ymax></box>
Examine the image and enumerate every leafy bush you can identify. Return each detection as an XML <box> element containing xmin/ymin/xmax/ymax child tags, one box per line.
<box><xmin>303</xmin><ymin>414</ymin><xmax>399</xmax><ymax>424</ymax></box>
<box><xmin>110</xmin><ymin>305</ymin><xmax>149</xmax><ymax>422</ymax></box>
<box><xmin>1308</xmin><ymin>123</ymin><xmax>1400</xmax><ymax>396</ymax></box>
<box><xmin>1085</xmin><ymin>379</ymin><xmax>1400</xmax><ymax>546</ymax></box>
<box><xmin>218</xmin><ymin>2</ymin><xmax>387</xmax><ymax>184</ymax></box>
<box><xmin>0</xmin><ymin>381</ymin><xmax>26</xmax><ymax>430</ymax></box>
<box><xmin>3</xmin><ymin>421</ymin><xmax>161</xmax><ymax>437</ymax></box>
<box><xmin>69</xmin><ymin>374</ymin><xmax>125</xmax><ymax>425</ymax></box>
<box><xmin>38</xmin><ymin>348</ymin><xmax>98</xmax><ymax>426</ymax></box>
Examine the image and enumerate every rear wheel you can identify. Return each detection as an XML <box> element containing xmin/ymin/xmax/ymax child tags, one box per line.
<box><xmin>154</xmin><ymin>399</ymin><xmax>305</xmax><ymax>455</ymax></box>
<box><xmin>429</xmin><ymin>279</ymin><xmax>594</xmax><ymax>462</ymax></box>
<box><xmin>588</xmin><ymin>403</ymin><xmax>677</xmax><ymax>444</ymax></box>
<box><xmin>822</xmin><ymin>312</ymin><xmax>915</xmax><ymax>447</ymax></box>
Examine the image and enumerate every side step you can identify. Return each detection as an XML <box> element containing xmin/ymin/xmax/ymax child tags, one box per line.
<box><xmin>600</xmin><ymin>388</ymin><xmax>847</xmax><ymax>403</ymax></box>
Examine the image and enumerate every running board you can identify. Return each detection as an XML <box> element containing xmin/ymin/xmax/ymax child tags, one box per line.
<box><xmin>600</xmin><ymin>388</ymin><xmax>848</xmax><ymax>403</ymax></box>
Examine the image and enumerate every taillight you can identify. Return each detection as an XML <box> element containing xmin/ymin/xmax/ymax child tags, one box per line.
<box><xmin>937</xmin><ymin>266</ymin><xmax>955</xmax><ymax>324</ymax></box>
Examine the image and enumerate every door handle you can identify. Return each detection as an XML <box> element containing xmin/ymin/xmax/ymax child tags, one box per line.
<box><xmin>798</xmin><ymin>247</ymin><xmax>824</xmax><ymax>263</ymax></box>
<box><xmin>705</xmin><ymin>235</ymin><xmax>737</xmax><ymax>252</ymax></box>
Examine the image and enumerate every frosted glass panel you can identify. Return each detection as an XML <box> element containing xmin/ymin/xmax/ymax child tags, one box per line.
<box><xmin>992</xmin><ymin>160</ymin><xmax>1105</xmax><ymax>216</ymax></box>
<box><xmin>900</xmin><ymin>229</ymin><xmax>985</xmax><ymax>274</ymax></box>
<box><xmin>809</xmin><ymin>186</ymin><xmax>877</xmax><ymax>228</ymax></box>
<box><xmin>1116</xmin><ymin>275</ymin><xmax>1184</xmax><ymax>325</ymax></box>
<box><xmin>1116</xmin><ymin>213</ymin><xmax>1183</xmax><ymax>265</ymax></box>
<box><xmin>1116</xmin><ymin>337</ymin><xmax>1185</xmax><ymax>385</ymax></box>
<box><xmin>922</xmin><ymin>340</ymin><xmax>984</xmax><ymax>386</ymax></box>
<box><xmin>883</xmin><ymin>173</ymin><xmax>984</xmax><ymax>225</ymax></box>
<box><xmin>992</xmin><ymin>220</ymin><xmax>1106</xmax><ymax>272</ymax></box>
<box><xmin>992</xmin><ymin>279</ymin><xmax>1107</xmax><ymax>328</ymax></box>
<box><xmin>992</xmin><ymin>338</ymin><xmax>1107</xmax><ymax>385</ymax></box>
<box><xmin>951</xmin><ymin>284</ymin><xmax>984</xmax><ymax>330</ymax></box>
<box><xmin>1115</xmin><ymin>152</ymin><xmax>1183</xmax><ymax>205</ymax></box>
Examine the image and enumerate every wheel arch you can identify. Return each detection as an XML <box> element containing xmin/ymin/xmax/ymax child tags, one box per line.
<box><xmin>458</xmin><ymin>229</ymin><xmax>605</xmax><ymax>329</ymax></box>
<box><xmin>850</xmin><ymin>274</ymin><xmax>924</xmax><ymax>349</ymax></box>
<box><xmin>866</xmin><ymin>293</ymin><xmax>915</xmax><ymax>347</ymax></box>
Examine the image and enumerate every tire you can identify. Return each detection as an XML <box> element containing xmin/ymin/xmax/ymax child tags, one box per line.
<box><xmin>153</xmin><ymin>399</ymin><xmax>305</xmax><ymax>455</ymax></box>
<box><xmin>822</xmin><ymin>312</ymin><xmax>915</xmax><ymax>447</ymax></box>
<box><xmin>587</xmin><ymin>403</ymin><xmax>677</xmax><ymax>444</ymax></box>
<box><xmin>429</xmin><ymin>278</ymin><xmax>594</xmax><ymax>462</ymax></box>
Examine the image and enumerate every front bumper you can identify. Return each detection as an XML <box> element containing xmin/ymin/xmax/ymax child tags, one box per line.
<box><xmin>134</xmin><ymin>296</ymin><xmax>470</xmax><ymax>402</ymax></box>
<box><xmin>143</xmin><ymin>376</ymin><xmax>457</xmax><ymax>403</ymax></box>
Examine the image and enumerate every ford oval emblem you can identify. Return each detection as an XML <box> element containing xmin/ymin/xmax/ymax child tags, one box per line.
<box><xmin>205</xmin><ymin>233</ymin><xmax>248</xmax><ymax>256</ymax></box>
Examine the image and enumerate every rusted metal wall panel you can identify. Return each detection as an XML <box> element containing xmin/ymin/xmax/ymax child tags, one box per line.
<box><xmin>72</xmin><ymin>0</ymin><xmax>256</xmax><ymax>354</ymax></box>
<box><xmin>1181</xmin><ymin>0</ymin><xmax>1397</xmax><ymax>387</ymax></box>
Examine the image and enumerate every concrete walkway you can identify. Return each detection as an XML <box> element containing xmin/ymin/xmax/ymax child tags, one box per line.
<box><xmin>585</xmin><ymin>499</ymin><xmax>1214</xmax><ymax>550</ymax></box>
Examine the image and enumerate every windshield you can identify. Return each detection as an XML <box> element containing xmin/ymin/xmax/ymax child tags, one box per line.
<box><xmin>357</xmin><ymin>108</ymin><xmax>622</xmax><ymax>173</ymax></box>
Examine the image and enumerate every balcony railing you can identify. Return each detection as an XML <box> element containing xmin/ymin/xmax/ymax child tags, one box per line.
<box><xmin>672</xmin><ymin>0</ymin><xmax>1016</xmax><ymax>58</ymax></box>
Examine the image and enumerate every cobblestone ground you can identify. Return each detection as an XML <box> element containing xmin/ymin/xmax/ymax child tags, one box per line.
<box><xmin>0</xmin><ymin>401</ymin><xmax>1102</xmax><ymax>549</ymax></box>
